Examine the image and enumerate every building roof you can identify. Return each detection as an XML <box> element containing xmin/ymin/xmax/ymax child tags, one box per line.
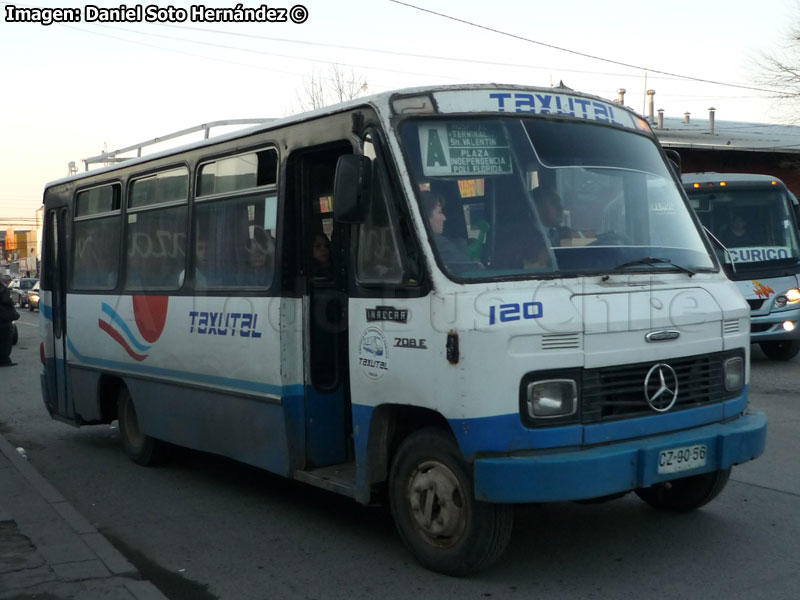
<box><xmin>656</xmin><ymin>116</ymin><xmax>800</xmax><ymax>153</ymax></box>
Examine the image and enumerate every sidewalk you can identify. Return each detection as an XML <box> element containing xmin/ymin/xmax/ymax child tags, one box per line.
<box><xmin>0</xmin><ymin>431</ymin><xmax>168</xmax><ymax>599</ymax></box>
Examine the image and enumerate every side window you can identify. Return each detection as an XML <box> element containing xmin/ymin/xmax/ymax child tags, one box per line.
<box><xmin>193</xmin><ymin>148</ymin><xmax>278</xmax><ymax>289</ymax></box>
<box><xmin>72</xmin><ymin>184</ymin><xmax>121</xmax><ymax>290</ymax></box>
<box><xmin>356</xmin><ymin>136</ymin><xmax>406</xmax><ymax>285</ymax></box>
<box><xmin>125</xmin><ymin>167</ymin><xmax>189</xmax><ymax>291</ymax></box>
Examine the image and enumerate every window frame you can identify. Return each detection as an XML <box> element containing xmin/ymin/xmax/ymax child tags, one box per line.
<box><xmin>123</xmin><ymin>164</ymin><xmax>191</xmax><ymax>292</ymax></box>
<box><xmin>191</xmin><ymin>146</ymin><xmax>280</xmax><ymax>293</ymax></box>
<box><xmin>71</xmin><ymin>181</ymin><xmax>123</xmax><ymax>291</ymax></box>
<box><xmin>351</xmin><ymin>126</ymin><xmax>427</xmax><ymax>297</ymax></box>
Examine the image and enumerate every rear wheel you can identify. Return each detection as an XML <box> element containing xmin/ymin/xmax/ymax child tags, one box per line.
<box><xmin>635</xmin><ymin>468</ymin><xmax>731</xmax><ymax>511</ymax></box>
<box><xmin>117</xmin><ymin>388</ymin><xmax>167</xmax><ymax>466</ymax></box>
<box><xmin>389</xmin><ymin>428</ymin><xmax>513</xmax><ymax>576</ymax></box>
<box><xmin>760</xmin><ymin>340</ymin><xmax>800</xmax><ymax>361</ymax></box>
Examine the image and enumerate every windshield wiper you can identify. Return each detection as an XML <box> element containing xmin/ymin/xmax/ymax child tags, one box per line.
<box><xmin>613</xmin><ymin>257</ymin><xmax>696</xmax><ymax>276</ymax></box>
<box><xmin>702</xmin><ymin>225</ymin><xmax>736</xmax><ymax>274</ymax></box>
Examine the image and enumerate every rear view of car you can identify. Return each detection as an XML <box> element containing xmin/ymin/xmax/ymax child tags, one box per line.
<box><xmin>27</xmin><ymin>283</ymin><xmax>40</xmax><ymax>311</ymax></box>
<box><xmin>11</xmin><ymin>278</ymin><xmax>39</xmax><ymax>307</ymax></box>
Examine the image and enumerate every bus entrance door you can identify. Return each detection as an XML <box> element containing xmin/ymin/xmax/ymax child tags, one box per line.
<box><xmin>293</xmin><ymin>145</ymin><xmax>353</xmax><ymax>472</ymax></box>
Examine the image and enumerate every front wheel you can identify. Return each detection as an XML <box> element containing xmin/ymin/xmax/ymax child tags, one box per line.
<box><xmin>117</xmin><ymin>388</ymin><xmax>167</xmax><ymax>466</ymax></box>
<box><xmin>635</xmin><ymin>468</ymin><xmax>731</xmax><ymax>511</ymax></box>
<box><xmin>389</xmin><ymin>428</ymin><xmax>513</xmax><ymax>576</ymax></box>
<box><xmin>760</xmin><ymin>340</ymin><xmax>800</xmax><ymax>361</ymax></box>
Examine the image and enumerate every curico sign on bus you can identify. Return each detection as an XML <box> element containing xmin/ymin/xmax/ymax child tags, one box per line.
<box><xmin>728</xmin><ymin>247</ymin><xmax>792</xmax><ymax>263</ymax></box>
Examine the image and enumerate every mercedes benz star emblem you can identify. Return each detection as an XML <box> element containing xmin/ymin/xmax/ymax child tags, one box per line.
<box><xmin>643</xmin><ymin>363</ymin><xmax>679</xmax><ymax>412</ymax></box>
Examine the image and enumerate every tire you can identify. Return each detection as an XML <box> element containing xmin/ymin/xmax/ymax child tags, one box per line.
<box><xmin>28</xmin><ymin>303</ymin><xmax>33</xmax><ymax>311</ymax></box>
<box><xmin>117</xmin><ymin>388</ymin><xmax>167</xmax><ymax>466</ymax></box>
<box><xmin>635</xmin><ymin>468</ymin><xmax>731</xmax><ymax>512</ymax></box>
<box><xmin>760</xmin><ymin>340</ymin><xmax>800</xmax><ymax>361</ymax></box>
<box><xmin>389</xmin><ymin>428</ymin><xmax>513</xmax><ymax>576</ymax></box>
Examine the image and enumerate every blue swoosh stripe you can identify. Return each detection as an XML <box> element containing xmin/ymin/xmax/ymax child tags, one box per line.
<box><xmin>66</xmin><ymin>337</ymin><xmax>300</xmax><ymax>397</ymax></box>
<box><xmin>100</xmin><ymin>303</ymin><xmax>151</xmax><ymax>352</ymax></box>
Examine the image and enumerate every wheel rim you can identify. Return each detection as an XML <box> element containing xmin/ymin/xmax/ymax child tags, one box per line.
<box><xmin>121</xmin><ymin>396</ymin><xmax>145</xmax><ymax>451</ymax></box>
<box><xmin>406</xmin><ymin>459</ymin><xmax>467</xmax><ymax>548</ymax></box>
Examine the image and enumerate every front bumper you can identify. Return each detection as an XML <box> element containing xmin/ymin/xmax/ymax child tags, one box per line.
<box><xmin>750</xmin><ymin>306</ymin><xmax>800</xmax><ymax>342</ymax></box>
<box><xmin>473</xmin><ymin>410</ymin><xmax>766</xmax><ymax>503</ymax></box>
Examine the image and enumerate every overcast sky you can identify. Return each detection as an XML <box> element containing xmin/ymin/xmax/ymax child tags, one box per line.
<box><xmin>1</xmin><ymin>0</ymin><xmax>796</xmax><ymax>221</ymax></box>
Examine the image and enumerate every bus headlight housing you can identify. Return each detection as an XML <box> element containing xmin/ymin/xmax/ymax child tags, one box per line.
<box><xmin>774</xmin><ymin>288</ymin><xmax>800</xmax><ymax>308</ymax></box>
<box><xmin>723</xmin><ymin>356</ymin><xmax>745</xmax><ymax>392</ymax></box>
<box><xmin>526</xmin><ymin>379</ymin><xmax>577</xmax><ymax>418</ymax></box>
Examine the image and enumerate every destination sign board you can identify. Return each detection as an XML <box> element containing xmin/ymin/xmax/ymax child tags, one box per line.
<box><xmin>419</xmin><ymin>122</ymin><xmax>512</xmax><ymax>177</ymax></box>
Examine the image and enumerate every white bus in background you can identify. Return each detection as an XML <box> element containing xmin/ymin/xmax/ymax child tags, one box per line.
<box><xmin>40</xmin><ymin>84</ymin><xmax>766</xmax><ymax>575</ymax></box>
<box><xmin>684</xmin><ymin>173</ymin><xmax>800</xmax><ymax>360</ymax></box>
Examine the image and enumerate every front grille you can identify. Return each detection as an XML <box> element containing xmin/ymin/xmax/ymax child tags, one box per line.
<box><xmin>747</xmin><ymin>299</ymin><xmax>765</xmax><ymax>310</ymax></box>
<box><xmin>751</xmin><ymin>323</ymin><xmax>772</xmax><ymax>333</ymax></box>
<box><xmin>581</xmin><ymin>353</ymin><xmax>729</xmax><ymax>424</ymax></box>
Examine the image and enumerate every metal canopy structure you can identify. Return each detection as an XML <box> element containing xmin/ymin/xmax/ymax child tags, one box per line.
<box><xmin>82</xmin><ymin>119</ymin><xmax>274</xmax><ymax>171</ymax></box>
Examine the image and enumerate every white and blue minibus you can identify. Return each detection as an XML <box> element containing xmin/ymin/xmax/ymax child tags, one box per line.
<box><xmin>40</xmin><ymin>85</ymin><xmax>766</xmax><ymax>575</ymax></box>
<box><xmin>684</xmin><ymin>173</ymin><xmax>800</xmax><ymax>360</ymax></box>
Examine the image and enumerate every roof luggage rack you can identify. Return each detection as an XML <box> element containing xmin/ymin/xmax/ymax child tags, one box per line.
<box><xmin>82</xmin><ymin>119</ymin><xmax>273</xmax><ymax>171</ymax></box>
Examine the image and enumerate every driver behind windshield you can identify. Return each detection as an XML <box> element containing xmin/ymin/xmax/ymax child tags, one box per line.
<box><xmin>534</xmin><ymin>187</ymin><xmax>578</xmax><ymax>247</ymax></box>
<box><xmin>719</xmin><ymin>211</ymin><xmax>756</xmax><ymax>247</ymax></box>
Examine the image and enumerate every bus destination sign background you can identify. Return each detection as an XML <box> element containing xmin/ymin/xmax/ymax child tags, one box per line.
<box><xmin>420</xmin><ymin>122</ymin><xmax>512</xmax><ymax>177</ymax></box>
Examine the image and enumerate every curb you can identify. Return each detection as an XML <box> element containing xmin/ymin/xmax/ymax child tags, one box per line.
<box><xmin>0</xmin><ymin>431</ymin><xmax>168</xmax><ymax>599</ymax></box>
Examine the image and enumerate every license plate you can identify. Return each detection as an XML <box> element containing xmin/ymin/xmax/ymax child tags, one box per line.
<box><xmin>657</xmin><ymin>444</ymin><xmax>707</xmax><ymax>474</ymax></box>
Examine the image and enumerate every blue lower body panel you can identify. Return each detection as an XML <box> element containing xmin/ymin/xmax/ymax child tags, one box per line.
<box><xmin>474</xmin><ymin>410</ymin><xmax>767</xmax><ymax>503</ymax></box>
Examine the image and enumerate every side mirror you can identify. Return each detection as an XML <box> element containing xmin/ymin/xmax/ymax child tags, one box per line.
<box><xmin>664</xmin><ymin>149</ymin><xmax>682</xmax><ymax>177</ymax></box>
<box><xmin>333</xmin><ymin>154</ymin><xmax>372</xmax><ymax>224</ymax></box>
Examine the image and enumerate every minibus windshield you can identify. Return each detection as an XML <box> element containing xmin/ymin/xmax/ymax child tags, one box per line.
<box><xmin>687</xmin><ymin>186</ymin><xmax>800</xmax><ymax>269</ymax></box>
<box><xmin>399</xmin><ymin>117</ymin><xmax>715</xmax><ymax>279</ymax></box>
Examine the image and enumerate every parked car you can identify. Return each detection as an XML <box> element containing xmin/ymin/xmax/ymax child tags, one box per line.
<box><xmin>10</xmin><ymin>278</ymin><xmax>38</xmax><ymax>307</ymax></box>
<box><xmin>27</xmin><ymin>283</ymin><xmax>40</xmax><ymax>311</ymax></box>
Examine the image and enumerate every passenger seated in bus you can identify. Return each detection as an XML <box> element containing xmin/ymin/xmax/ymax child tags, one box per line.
<box><xmin>534</xmin><ymin>187</ymin><xmax>577</xmax><ymax>247</ymax></box>
<box><xmin>239</xmin><ymin>228</ymin><xmax>274</xmax><ymax>286</ymax></box>
<box><xmin>312</xmin><ymin>232</ymin><xmax>332</xmax><ymax>279</ymax></box>
<box><xmin>719</xmin><ymin>212</ymin><xmax>756</xmax><ymax>247</ymax></box>
<box><xmin>194</xmin><ymin>234</ymin><xmax>223</xmax><ymax>287</ymax></box>
<box><xmin>421</xmin><ymin>192</ymin><xmax>481</xmax><ymax>271</ymax></box>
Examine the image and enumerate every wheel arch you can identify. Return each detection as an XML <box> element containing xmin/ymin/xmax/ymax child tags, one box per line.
<box><xmin>362</xmin><ymin>403</ymin><xmax>454</xmax><ymax>497</ymax></box>
<box><xmin>97</xmin><ymin>374</ymin><xmax>125</xmax><ymax>423</ymax></box>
